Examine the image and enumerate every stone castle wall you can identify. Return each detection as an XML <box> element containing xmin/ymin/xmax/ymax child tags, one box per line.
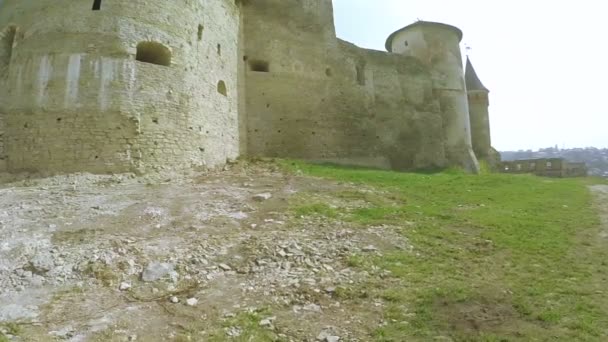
<box><xmin>242</xmin><ymin>0</ymin><xmax>459</xmax><ymax>170</ymax></box>
<box><xmin>0</xmin><ymin>0</ymin><xmax>488</xmax><ymax>174</ymax></box>
<box><xmin>0</xmin><ymin>0</ymin><xmax>240</xmax><ymax>173</ymax></box>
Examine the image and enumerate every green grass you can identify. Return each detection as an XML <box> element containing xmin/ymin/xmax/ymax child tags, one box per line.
<box><xmin>206</xmin><ymin>308</ymin><xmax>285</xmax><ymax>342</ymax></box>
<box><xmin>293</xmin><ymin>202</ymin><xmax>339</xmax><ymax>218</ymax></box>
<box><xmin>0</xmin><ymin>322</ymin><xmax>21</xmax><ymax>341</ymax></box>
<box><xmin>282</xmin><ymin>160</ymin><xmax>608</xmax><ymax>341</ymax></box>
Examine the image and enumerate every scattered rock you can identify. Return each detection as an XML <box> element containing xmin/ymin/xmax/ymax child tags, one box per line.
<box><xmin>186</xmin><ymin>298</ymin><xmax>199</xmax><ymax>306</ymax></box>
<box><xmin>325</xmin><ymin>287</ymin><xmax>336</xmax><ymax>294</ymax></box>
<box><xmin>119</xmin><ymin>282</ymin><xmax>132</xmax><ymax>291</ymax></box>
<box><xmin>218</xmin><ymin>263</ymin><xmax>232</xmax><ymax>271</ymax></box>
<box><xmin>49</xmin><ymin>326</ymin><xmax>75</xmax><ymax>339</ymax></box>
<box><xmin>303</xmin><ymin>303</ymin><xmax>322</xmax><ymax>312</ymax></box>
<box><xmin>169</xmin><ymin>296</ymin><xmax>179</xmax><ymax>304</ymax></box>
<box><xmin>142</xmin><ymin>262</ymin><xmax>174</xmax><ymax>282</ymax></box>
<box><xmin>259</xmin><ymin>316</ymin><xmax>276</xmax><ymax>328</ymax></box>
<box><xmin>362</xmin><ymin>245</ymin><xmax>378</xmax><ymax>252</ymax></box>
<box><xmin>226</xmin><ymin>326</ymin><xmax>242</xmax><ymax>337</ymax></box>
<box><xmin>253</xmin><ymin>193</ymin><xmax>272</xmax><ymax>202</ymax></box>
<box><xmin>29</xmin><ymin>253</ymin><xmax>55</xmax><ymax>274</ymax></box>
<box><xmin>317</xmin><ymin>331</ymin><xmax>340</xmax><ymax>342</ymax></box>
<box><xmin>228</xmin><ymin>211</ymin><xmax>248</xmax><ymax>220</ymax></box>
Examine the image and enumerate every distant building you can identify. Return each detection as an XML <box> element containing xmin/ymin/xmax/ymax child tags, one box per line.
<box><xmin>499</xmin><ymin>158</ymin><xmax>588</xmax><ymax>178</ymax></box>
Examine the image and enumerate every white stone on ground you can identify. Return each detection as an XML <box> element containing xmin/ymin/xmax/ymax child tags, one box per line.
<box><xmin>253</xmin><ymin>193</ymin><xmax>272</xmax><ymax>202</ymax></box>
<box><xmin>141</xmin><ymin>262</ymin><xmax>174</xmax><ymax>282</ymax></box>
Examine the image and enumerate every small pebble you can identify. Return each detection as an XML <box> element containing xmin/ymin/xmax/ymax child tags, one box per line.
<box><xmin>119</xmin><ymin>282</ymin><xmax>131</xmax><ymax>291</ymax></box>
<box><xmin>186</xmin><ymin>298</ymin><xmax>199</xmax><ymax>306</ymax></box>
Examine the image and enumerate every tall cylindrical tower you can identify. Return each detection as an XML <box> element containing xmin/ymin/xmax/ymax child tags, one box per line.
<box><xmin>0</xmin><ymin>0</ymin><xmax>240</xmax><ymax>174</ymax></box>
<box><xmin>465</xmin><ymin>57</ymin><xmax>492</xmax><ymax>160</ymax></box>
<box><xmin>385</xmin><ymin>21</ymin><xmax>479</xmax><ymax>173</ymax></box>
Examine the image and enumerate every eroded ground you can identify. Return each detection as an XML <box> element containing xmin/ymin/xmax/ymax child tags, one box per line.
<box><xmin>592</xmin><ymin>185</ymin><xmax>608</xmax><ymax>239</ymax></box>
<box><xmin>0</xmin><ymin>162</ymin><xmax>407</xmax><ymax>341</ymax></box>
<box><xmin>2</xmin><ymin>163</ymin><xmax>607</xmax><ymax>342</ymax></box>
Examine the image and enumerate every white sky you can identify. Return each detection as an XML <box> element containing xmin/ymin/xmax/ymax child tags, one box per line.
<box><xmin>332</xmin><ymin>0</ymin><xmax>608</xmax><ymax>151</ymax></box>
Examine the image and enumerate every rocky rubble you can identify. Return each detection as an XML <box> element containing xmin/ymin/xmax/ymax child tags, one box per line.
<box><xmin>0</xmin><ymin>163</ymin><xmax>412</xmax><ymax>341</ymax></box>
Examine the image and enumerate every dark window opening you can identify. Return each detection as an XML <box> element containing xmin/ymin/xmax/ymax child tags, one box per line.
<box><xmin>356</xmin><ymin>64</ymin><xmax>366</xmax><ymax>86</ymax></box>
<box><xmin>197</xmin><ymin>25</ymin><xmax>204</xmax><ymax>41</ymax></box>
<box><xmin>249</xmin><ymin>60</ymin><xmax>269</xmax><ymax>72</ymax></box>
<box><xmin>135</xmin><ymin>42</ymin><xmax>171</xmax><ymax>66</ymax></box>
<box><xmin>217</xmin><ymin>80</ymin><xmax>227</xmax><ymax>96</ymax></box>
<box><xmin>217</xmin><ymin>44</ymin><xmax>221</xmax><ymax>55</ymax></box>
<box><xmin>404</xmin><ymin>40</ymin><xmax>409</xmax><ymax>47</ymax></box>
<box><xmin>0</xmin><ymin>26</ymin><xmax>17</xmax><ymax>77</ymax></box>
<box><xmin>92</xmin><ymin>0</ymin><xmax>102</xmax><ymax>10</ymax></box>
<box><xmin>325</xmin><ymin>68</ymin><xmax>332</xmax><ymax>77</ymax></box>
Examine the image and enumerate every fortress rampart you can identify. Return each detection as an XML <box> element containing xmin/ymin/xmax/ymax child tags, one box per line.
<box><xmin>0</xmin><ymin>0</ymin><xmax>494</xmax><ymax>174</ymax></box>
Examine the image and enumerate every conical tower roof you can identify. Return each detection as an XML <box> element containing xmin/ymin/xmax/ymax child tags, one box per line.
<box><xmin>465</xmin><ymin>57</ymin><xmax>489</xmax><ymax>92</ymax></box>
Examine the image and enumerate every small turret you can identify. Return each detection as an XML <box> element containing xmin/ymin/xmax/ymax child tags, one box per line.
<box><xmin>385</xmin><ymin>21</ymin><xmax>479</xmax><ymax>173</ymax></box>
<box><xmin>465</xmin><ymin>57</ymin><xmax>492</xmax><ymax>160</ymax></box>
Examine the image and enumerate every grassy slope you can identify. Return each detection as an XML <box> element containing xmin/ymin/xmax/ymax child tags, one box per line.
<box><xmin>283</xmin><ymin>161</ymin><xmax>608</xmax><ymax>341</ymax></box>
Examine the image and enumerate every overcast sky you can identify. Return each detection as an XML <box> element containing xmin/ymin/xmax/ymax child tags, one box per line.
<box><xmin>332</xmin><ymin>0</ymin><xmax>608</xmax><ymax>151</ymax></box>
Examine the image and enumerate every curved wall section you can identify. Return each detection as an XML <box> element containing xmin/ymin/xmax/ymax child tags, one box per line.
<box><xmin>387</xmin><ymin>22</ymin><xmax>479</xmax><ymax>172</ymax></box>
<box><xmin>0</xmin><ymin>0</ymin><xmax>240</xmax><ymax>173</ymax></box>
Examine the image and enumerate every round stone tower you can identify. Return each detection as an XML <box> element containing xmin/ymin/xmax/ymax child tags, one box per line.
<box><xmin>385</xmin><ymin>21</ymin><xmax>479</xmax><ymax>173</ymax></box>
<box><xmin>0</xmin><ymin>0</ymin><xmax>240</xmax><ymax>174</ymax></box>
<box><xmin>465</xmin><ymin>57</ymin><xmax>492</xmax><ymax>160</ymax></box>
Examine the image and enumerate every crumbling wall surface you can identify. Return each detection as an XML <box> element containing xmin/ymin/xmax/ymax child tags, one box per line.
<box><xmin>243</xmin><ymin>0</ymin><xmax>447</xmax><ymax>170</ymax></box>
<box><xmin>0</xmin><ymin>111</ymin><xmax>4</xmax><ymax>171</ymax></box>
<box><xmin>0</xmin><ymin>0</ymin><xmax>240</xmax><ymax>174</ymax></box>
<box><xmin>0</xmin><ymin>24</ymin><xmax>14</xmax><ymax>171</ymax></box>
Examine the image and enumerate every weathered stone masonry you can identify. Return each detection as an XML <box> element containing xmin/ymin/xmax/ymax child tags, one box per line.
<box><xmin>0</xmin><ymin>0</ymin><xmax>495</xmax><ymax>174</ymax></box>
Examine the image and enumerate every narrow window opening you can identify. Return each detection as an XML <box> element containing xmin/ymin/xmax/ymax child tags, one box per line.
<box><xmin>325</xmin><ymin>68</ymin><xmax>332</xmax><ymax>77</ymax></box>
<box><xmin>217</xmin><ymin>81</ymin><xmax>227</xmax><ymax>96</ymax></box>
<box><xmin>404</xmin><ymin>40</ymin><xmax>409</xmax><ymax>47</ymax></box>
<box><xmin>356</xmin><ymin>64</ymin><xmax>366</xmax><ymax>86</ymax></box>
<box><xmin>135</xmin><ymin>42</ymin><xmax>171</xmax><ymax>66</ymax></box>
<box><xmin>249</xmin><ymin>60</ymin><xmax>269</xmax><ymax>72</ymax></box>
<box><xmin>0</xmin><ymin>26</ymin><xmax>17</xmax><ymax>78</ymax></box>
<box><xmin>92</xmin><ymin>0</ymin><xmax>102</xmax><ymax>10</ymax></box>
<box><xmin>197</xmin><ymin>25</ymin><xmax>204</xmax><ymax>41</ymax></box>
<box><xmin>217</xmin><ymin>44</ymin><xmax>221</xmax><ymax>55</ymax></box>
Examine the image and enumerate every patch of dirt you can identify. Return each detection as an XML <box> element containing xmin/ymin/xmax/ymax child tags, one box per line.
<box><xmin>0</xmin><ymin>161</ymin><xmax>411</xmax><ymax>341</ymax></box>
<box><xmin>432</xmin><ymin>293</ymin><xmax>547</xmax><ymax>340</ymax></box>
<box><xmin>591</xmin><ymin>185</ymin><xmax>608</xmax><ymax>238</ymax></box>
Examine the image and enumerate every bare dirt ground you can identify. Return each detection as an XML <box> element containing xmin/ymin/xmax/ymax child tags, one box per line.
<box><xmin>0</xmin><ymin>162</ymin><xmax>408</xmax><ymax>341</ymax></box>
<box><xmin>591</xmin><ymin>185</ymin><xmax>608</xmax><ymax>239</ymax></box>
